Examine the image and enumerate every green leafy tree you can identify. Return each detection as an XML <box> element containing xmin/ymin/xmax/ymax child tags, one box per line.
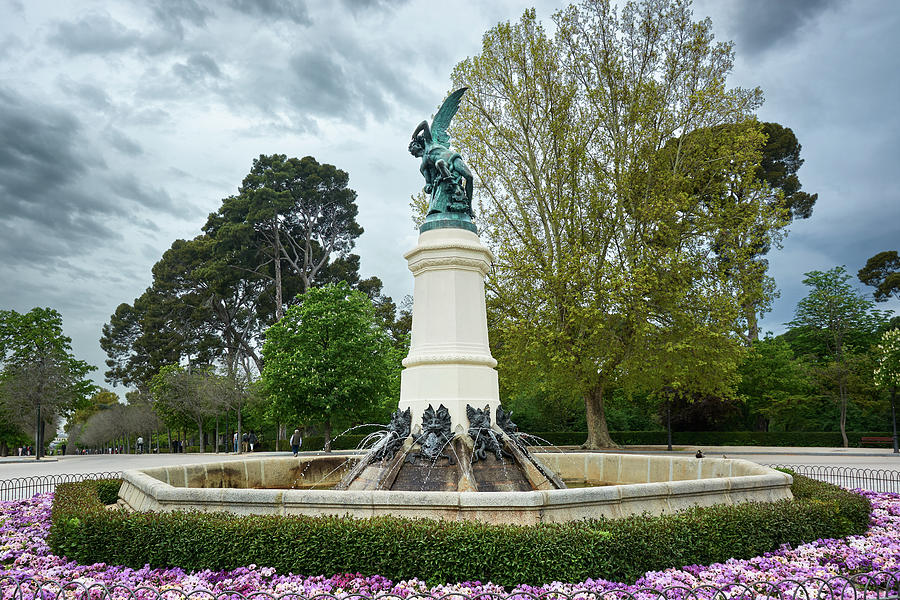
<box><xmin>452</xmin><ymin>1</ymin><xmax>781</xmax><ymax>447</ymax></box>
<box><xmin>787</xmin><ymin>266</ymin><xmax>890</xmax><ymax>446</ymax></box>
<box><xmin>65</xmin><ymin>388</ymin><xmax>120</xmax><ymax>448</ymax></box>
<box><xmin>0</xmin><ymin>308</ymin><xmax>97</xmax><ymax>458</ymax></box>
<box><xmin>737</xmin><ymin>337</ymin><xmax>812</xmax><ymax>431</ymax></box>
<box><xmin>100</xmin><ymin>277</ymin><xmax>220</xmax><ymax>391</ymax></box>
<box><xmin>261</xmin><ymin>283</ymin><xmax>399</xmax><ymax>451</ymax></box>
<box><xmin>701</xmin><ymin>121</ymin><xmax>817</xmax><ymax>343</ymax></box>
<box><xmin>875</xmin><ymin>329</ymin><xmax>900</xmax><ymax>390</ymax></box>
<box><xmin>658</xmin><ymin>121</ymin><xmax>817</xmax><ymax>344</ymax></box>
<box><xmin>101</xmin><ymin>234</ymin><xmax>273</xmax><ymax>389</ymax></box>
<box><xmin>150</xmin><ymin>236</ymin><xmax>270</xmax><ymax>373</ymax></box>
<box><xmin>204</xmin><ymin>155</ymin><xmax>364</xmax><ymax>320</ymax></box>
<box><xmin>858</xmin><ymin>250</ymin><xmax>900</xmax><ymax>303</ymax></box>
<box><xmin>875</xmin><ymin>328</ymin><xmax>900</xmax><ymax>447</ymax></box>
<box><xmin>150</xmin><ymin>364</ymin><xmax>228</xmax><ymax>452</ymax></box>
<box><xmin>756</xmin><ymin>122</ymin><xmax>817</xmax><ymax>222</ymax></box>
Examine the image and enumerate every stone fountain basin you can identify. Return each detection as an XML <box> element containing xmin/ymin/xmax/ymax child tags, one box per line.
<box><xmin>118</xmin><ymin>452</ymin><xmax>792</xmax><ymax>525</ymax></box>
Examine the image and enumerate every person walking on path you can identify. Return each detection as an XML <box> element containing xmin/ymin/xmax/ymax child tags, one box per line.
<box><xmin>248</xmin><ymin>432</ymin><xmax>257</xmax><ymax>452</ymax></box>
<box><xmin>290</xmin><ymin>429</ymin><xmax>302</xmax><ymax>457</ymax></box>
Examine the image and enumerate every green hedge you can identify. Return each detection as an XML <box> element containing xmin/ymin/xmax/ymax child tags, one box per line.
<box><xmin>298</xmin><ymin>430</ymin><xmax>893</xmax><ymax>451</ymax></box>
<box><xmin>49</xmin><ymin>474</ymin><xmax>870</xmax><ymax>585</ymax></box>
<box><xmin>532</xmin><ymin>430</ymin><xmax>896</xmax><ymax>447</ymax></box>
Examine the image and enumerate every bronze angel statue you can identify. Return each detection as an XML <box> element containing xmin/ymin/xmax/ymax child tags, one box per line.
<box><xmin>409</xmin><ymin>87</ymin><xmax>474</xmax><ymax>220</ymax></box>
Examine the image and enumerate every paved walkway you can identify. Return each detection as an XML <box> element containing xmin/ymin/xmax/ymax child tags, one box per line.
<box><xmin>1</xmin><ymin>444</ymin><xmax>897</xmax><ymax>479</ymax></box>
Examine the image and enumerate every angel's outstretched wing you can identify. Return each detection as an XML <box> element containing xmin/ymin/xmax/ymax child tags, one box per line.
<box><xmin>430</xmin><ymin>87</ymin><xmax>468</xmax><ymax>146</ymax></box>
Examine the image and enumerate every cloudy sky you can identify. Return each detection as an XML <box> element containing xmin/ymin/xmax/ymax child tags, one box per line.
<box><xmin>1</xmin><ymin>0</ymin><xmax>898</xmax><ymax>390</ymax></box>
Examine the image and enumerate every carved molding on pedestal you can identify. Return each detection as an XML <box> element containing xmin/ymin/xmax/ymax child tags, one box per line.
<box><xmin>402</xmin><ymin>352</ymin><xmax>497</xmax><ymax>368</ymax></box>
<box><xmin>406</xmin><ymin>255</ymin><xmax>490</xmax><ymax>276</ymax></box>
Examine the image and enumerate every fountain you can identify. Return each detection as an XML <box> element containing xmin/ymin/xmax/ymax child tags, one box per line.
<box><xmin>118</xmin><ymin>88</ymin><xmax>793</xmax><ymax>524</ymax></box>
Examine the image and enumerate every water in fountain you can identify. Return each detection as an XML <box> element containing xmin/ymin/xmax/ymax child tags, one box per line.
<box><xmin>334</xmin><ymin>403</ymin><xmax>566</xmax><ymax>492</ymax></box>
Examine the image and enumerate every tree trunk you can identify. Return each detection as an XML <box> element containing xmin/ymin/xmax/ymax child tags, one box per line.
<box><xmin>582</xmin><ymin>384</ymin><xmax>618</xmax><ymax>449</ymax></box>
<box><xmin>744</xmin><ymin>302</ymin><xmax>760</xmax><ymax>345</ymax></box>
<box><xmin>274</xmin><ymin>227</ymin><xmax>284</xmax><ymax>321</ymax></box>
<box><xmin>215</xmin><ymin>415</ymin><xmax>220</xmax><ymax>453</ymax></box>
<box><xmin>324</xmin><ymin>420</ymin><xmax>332</xmax><ymax>453</ymax></box>
<box><xmin>197</xmin><ymin>420</ymin><xmax>204</xmax><ymax>453</ymax></box>
<box><xmin>839</xmin><ymin>383</ymin><xmax>849</xmax><ymax>448</ymax></box>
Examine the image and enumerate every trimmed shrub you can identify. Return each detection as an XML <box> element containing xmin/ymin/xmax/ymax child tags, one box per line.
<box><xmin>49</xmin><ymin>474</ymin><xmax>870</xmax><ymax>585</ymax></box>
<box><xmin>95</xmin><ymin>479</ymin><xmax>124</xmax><ymax>505</ymax></box>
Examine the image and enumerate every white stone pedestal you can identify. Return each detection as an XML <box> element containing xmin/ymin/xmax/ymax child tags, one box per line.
<box><xmin>398</xmin><ymin>227</ymin><xmax>500</xmax><ymax>435</ymax></box>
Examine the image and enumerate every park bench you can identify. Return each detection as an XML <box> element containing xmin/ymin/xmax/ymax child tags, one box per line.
<box><xmin>861</xmin><ymin>436</ymin><xmax>893</xmax><ymax>446</ymax></box>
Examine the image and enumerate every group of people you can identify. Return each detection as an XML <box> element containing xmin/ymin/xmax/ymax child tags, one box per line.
<box><xmin>232</xmin><ymin>431</ymin><xmax>258</xmax><ymax>453</ymax></box>
<box><xmin>12</xmin><ymin>431</ymin><xmax>305</xmax><ymax>457</ymax></box>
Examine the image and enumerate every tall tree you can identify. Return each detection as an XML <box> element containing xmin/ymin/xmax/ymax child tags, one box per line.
<box><xmin>787</xmin><ymin>266</ymin><xmax>889</xmax><ymax>446</ymax></box>
<box><xmin>261</xmin><ymin>283</ymin><xmax>399</xmax><ymax>451</ymax></box>
<box><xmin>451</xmin><ymin>0</ymin><xmax>780</xmax><ymax>447</ymax></box>
<box><xmin>100</xmin><ymin>234</ymin><xmax>272</xmax><ymax>390</ymax></box>
<box><xmin>150</xmin><ymin>364</ymin><xmax>225</xmax><ymax>453</ymax></box>
<box><xmin>737</xmin><ymin>336</ymin><xmax>812</xmax><ymax>431</ymax></box>
<box><xmin>100</xmin><ymin>279</ymin><xmax>217</xmax><ymax>391</ymax></box>
<box><xmin>0</xmin><ymin>308</ymin><xmax>96</xmax><ymax>458</ymax></box>
<box><xmin>859</xmin><ymin>250</ymin><xmax>900</xmax><ymax>303</ymax></box>
<box><xmin>874</xmin><ymin>328</ymin><xmax>900</xmax><ymax>450</ymax></box>
<box><xmin>691</xmin><ymin>121</ymin><xmax>817</xmax><ymax>343</ymax></box>
<box><xmin>756</xmin><ymin>122</ymin><xmax>817</xmax><ymax>222</ymax></box>
<box><xmin>204</xmin><ymin>155</ymin><xmax>364</xmax><ymax>320</ymax></box>
<box><xmin>151</xmin><ymin>236</ymin><xmax>269</xmax><ymax>373</ymax></box>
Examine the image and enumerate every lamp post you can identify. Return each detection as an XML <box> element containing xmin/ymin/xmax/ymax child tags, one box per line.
<box><xmin>35</xmin><ymin>401</ymin><xmax>42</xmax><ymax>461</ymax></box>
<box><xmin>892</xmin><ymin>386</ymin><xmax>898</xmax><ymax>454</ymax></box>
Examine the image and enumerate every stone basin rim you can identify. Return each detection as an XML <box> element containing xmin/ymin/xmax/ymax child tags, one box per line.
<box><xmin>117</xmin><ymin>453</ymin><xmax>793</xmax><ymax>525</ymax></box>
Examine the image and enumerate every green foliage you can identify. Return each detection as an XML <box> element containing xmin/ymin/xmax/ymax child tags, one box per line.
<box><xmin>204</xmin><ymin>154</ymin><xmax>364</xmax><ymax>321</ymax></box>
<box><xmin>787</xmin><ymin>266</ymin><xmax>892</xmax><ymax>446</ymax></box>
<box><xmin>738</xmin><ymin>337</ymin><xmax>813</xmax><ymax>430</ymax></box>
<box><xmin>788</xmin><ymin>267</ymin><xmax>888</xmax><ymax>358</ymax></box>
<box><xmin>517</xmin><ymin>430</ymin><xmax>893</xmax><ymax>447</ymax></box>
<box><xmin>67</xmin><ymin>389</ymin><xmax>120</xmax><ymax>433</ymax></box>
<box><xmin>858</xmin><ymin>250</ymin><xmax>900</xmax><ymax>303</ymax></box>
<box><xmin>95</xmin><ymin>479</ymin><xmax>124</xmax><ymax>505</ymax></box>
<box><xmin>0</xmin><ymin>308</ymin><xmax>97</xmax><ymax>451</ymax></box>
<box><xmin>757</xmin><ymin>122</ymin><xmax>818</xmax><ymax>223</ymax></box>
<box><xmin>261</xmin><ymin>283</ymin><xmax>400</xmax><ymax>448</ymax></box>
<box><xmin>453</xmin><ymin>1</ymin><xmax>779</xmax><ymax>447</ymax></box>
<box><xmin>874</xmin><ymin>328</ymin><xmax>900</xmax><ymax>390</ymax></box>
<box><xmin>102</xmin><ymin>154</ymin><xmax>373</xmax><ymax>391</ymax></box>
<box><xmin>50</xmin><ymin>475</ymin><xmax>869</xmax><ymax>586</ymax></box>
<box><xmin>100</xmin><ymin>251</ymin><xmax>229</xmax><ymax>391</ymax></box>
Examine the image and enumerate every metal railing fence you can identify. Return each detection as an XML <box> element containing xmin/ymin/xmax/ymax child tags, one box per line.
<box><xmin>2</xmin><ymin>574</ymin><xmax>899</xmax><ymax>600</ymax></box>
<box><xmin>0</xmin><ymin>471</ymin><xmax>122</xmax><ymax>501</ymax></box>
<box><xmin>765</xmin><ymin>464</ymin><xmax>900</xmax><ymax>493</ymax></box>
<box><xmin>1</xmin><ymin>465</ymin><xmax>898</xmax><ymax>501</ymax></box>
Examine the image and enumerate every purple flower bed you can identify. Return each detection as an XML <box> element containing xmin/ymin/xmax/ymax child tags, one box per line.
<box><xmin>1</xmin><ymin>490</ymin><xmax>899</xmax><ymax>598</ymax></box>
